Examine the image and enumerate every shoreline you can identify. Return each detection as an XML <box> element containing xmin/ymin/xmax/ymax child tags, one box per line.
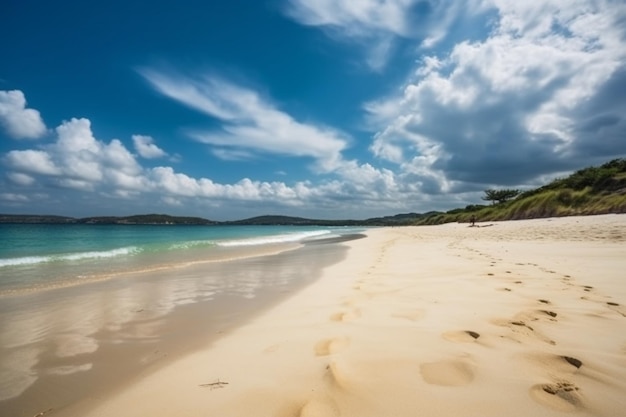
<box><xmin>76</xmin><ymin>214</ymin><xmax>626</xmax><ymax>417</ymax></box>
<box><xmin>0</xmin><ymin>242</ymin><xmax>304</xmax><ymax>297</ymax></box>
<box><xmin>0</xmin><ymin>238</ymin><xmax>355</xmax><ymax>417</ymax></box>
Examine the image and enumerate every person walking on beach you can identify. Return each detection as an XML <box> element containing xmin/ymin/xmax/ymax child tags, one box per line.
<box><xmin>470</xmin><ymin>215</ymin><xmax>476</xmax><ymax>227</ymax></box>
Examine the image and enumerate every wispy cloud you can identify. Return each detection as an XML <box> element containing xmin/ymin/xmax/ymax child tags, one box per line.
<box><xmin>282</xmin><ymin>0</ymin><xmax>485</xmax><ymax>70</ymax></box>
<box><xmin>284</xmin><ymin>0</ymin><xmax>413</xmax><ymax>37</ymax></box>
<box><xmin>284</xmin><ymin>0</ymin><xmax>413</xmax><ymax>70</ymax></box>
<box><xmin>139</xmin><ymin>69</ymin><xmax>351</xmax><ymax>172</ymax></box>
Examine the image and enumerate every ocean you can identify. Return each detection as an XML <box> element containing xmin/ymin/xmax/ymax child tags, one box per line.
<box><xmin>0</xmin><ymin>223</ymin><xmax>364</xmax><ymax>295</ymax></box>
<box><xmin>0</xmin><ymin>223</ymin><xmax>366</xmax><ymax>415</ymax></box>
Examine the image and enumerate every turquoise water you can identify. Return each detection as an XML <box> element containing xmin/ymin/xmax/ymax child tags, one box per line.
<box><xmin>0</xmin><ymin>224</ymin><xmax>364</xmax><ymax>294</ymax></box>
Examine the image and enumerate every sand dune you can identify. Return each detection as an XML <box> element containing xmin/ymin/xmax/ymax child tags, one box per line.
<box><xmin>75</xmin><ymin>214</ymin><xmax>626</xmax><ymax>417</ymax></box>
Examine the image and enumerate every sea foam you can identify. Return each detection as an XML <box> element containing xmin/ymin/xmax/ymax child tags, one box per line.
<box><xmin>0</xmin><ymin>246</ymin><xmax>139</xmax><ymax>268</ymax></box>
<box><xmin>217</xmin><ymin>230</ymin><xmax>331</xmax><ymax>247</ymax></box>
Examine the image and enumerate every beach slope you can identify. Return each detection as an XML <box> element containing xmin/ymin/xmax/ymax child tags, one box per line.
<box><xmin>80</xmin><ymin>215</ymin><xmax>626</xmax><ymax>417</ymax></box>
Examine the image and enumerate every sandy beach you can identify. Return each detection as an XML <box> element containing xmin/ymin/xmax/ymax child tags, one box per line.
<box><xmin>65</xmin><ymin>215</ymin><xmax>626</xmax><ymax>416</ymax></box>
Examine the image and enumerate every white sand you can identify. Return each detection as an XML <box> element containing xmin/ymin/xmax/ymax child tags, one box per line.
<box><xmin>78</xmin><ymin>214</ymin><xmax>626</xmax><ymax>417</ymax></box>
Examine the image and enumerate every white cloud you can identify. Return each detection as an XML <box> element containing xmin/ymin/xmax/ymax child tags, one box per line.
<box><xmin>103</xmin><ymin>139</ymin><xmax>141</xmax><ymax>174</ymax></box>
<box><xmin>0</xmin><ymin>81</ymin><xmax>427</xmax><ymax>218</ymax></box>
<box><xmin>5</xmin><ymin>149</ymin><xmax>60</xmax><ymax>176</ymax></box>
<box><xmin>285</xmin><ymin>0</ymin><xmax>413</xmax><ymax>37</ymax></box>
<box><xmin>284</xmin><ymin>0</ymin><xmax>414</xmax><ymax>69</ymax></box>
<box><xmin>56</xmin><ymin>117</ymin><xmax>99</xmax><ymax>152</ymax></box>
<box><xmin>7</xmin><ymin>172</ymin><xmax>35</xmax><ymax>186</ymax></box>
<box><xmin>365</xmin><ymin>35</ymin><xmax>396</xmax><ymax>71</ymax></box>
<box><xmin>4</xmin><ymin>118</ymin><xmax>145</xmax><ymax>192</ymax></box>
<box><xmin>132</xmin><ymin>134</ymin><xmax>168</xmax><ymax>159</ymax></box>
<box><xmin>52</xmin><ymin>119</ymin><xmax>143</xmax><ymax>189</ymax></box>
<box><xmin>54</xmin><ymin>118</ymin><xmax>104</xmax><ymax>183</ymax></box>
<box><xmin>149</xmin><ymin>167</ymin><xmax>201</xmax><ymax>197</ymax></box>
<box><xmin>0</xmin><ymin>90</ymin><xmax>47</xmax><ymax>139</ymax></box>
<box><xmin>365</xmin><ymin>0</ymin><xmax>626</xmax><ymax>190</ymax></box>
<box><xmin>0</xmin><ymin>193</ymin><xmax>30</xmax><ymax>202</ymax></box>
<box><xmin>283</xmin><ymin>0</ymin><xmax>486</xmax><ymax>69</ymax></box>
<box><xmin>140</xmin><ymin>70</ymin><xmax>350</xmax><ymax>172</ymax></box>
<box><xmin>210</xmin><ymin>148</ymin><xmax>256</xmax><ymax>161</ymax></box>
<box><xmin>146</xmin><ymin>166</ymin><xmax>305</xmax><ymax>203</ymax></box>
<box><xmin>2</xmin><ymin>112</ymin><xmax>404</xmax><ymax>217</ymax></box>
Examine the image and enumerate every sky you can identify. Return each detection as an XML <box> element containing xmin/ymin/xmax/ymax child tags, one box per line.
<box><xmin>1</xmin><ymin>0</ymin><xmax>625</xmax><ymax>221</ymax></box>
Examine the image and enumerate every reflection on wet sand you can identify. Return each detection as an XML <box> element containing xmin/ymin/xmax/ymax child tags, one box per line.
<box><xmin>0</xmin><ymin>240</ymin><xmax>350</xmax><ymax>417</ymax></box>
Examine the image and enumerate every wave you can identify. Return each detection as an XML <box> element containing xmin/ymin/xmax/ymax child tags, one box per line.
<box><xmin>168</xmin><ymin>240</ymin><xmax>217</xmax><ymax>250</ymax></box>
<box><xmin>0</xmin><ymin>246</ymin><xmax>140</xmax><ymax>268</ymax></box>
<box><xmin>217</xmin><ymin>230</ymin><xmax>332</xmax><ymax>247</ymax></box>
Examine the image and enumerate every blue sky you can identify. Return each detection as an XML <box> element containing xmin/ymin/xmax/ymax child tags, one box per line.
<box><xmin>1</xmin><ymin>0</ymin><xmax>625</xmax><ymax>220</ymax></box>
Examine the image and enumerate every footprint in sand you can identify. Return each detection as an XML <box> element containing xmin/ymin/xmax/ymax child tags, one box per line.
<box><xmin>419</xmin><ymin>359</ymin><xmax>475</xmax><ymax>387</ymax></box>
<box><xmin>391</xmin><ymin>309</ymin><xmax>424</xmax><ymax>322</ymax></box>
<box><xmin>524</xmin><ymin>353</ymin><xmax>583</xmax><ymax>374</ymax></box>
<box><xmin>263</xmin><ymin>344</ymin><xmax>280</xmax><ymax>353</ymax></box>
<box><xmin>329</xmin><ymin>309</ymin><xmax>361</xmax><ymax>322</ymax></box>
<box><xmin>529</xmin><ymin>380</ymin><xmax>584</xmax><ymax>412</ymax></box>
<box><xmin>606</xmin><ymin>302</ymin><xmax>626</xmax><ymax>317</ymax></box>
<box><xmin>514</xmin><ymin>309</ymin><xmax>559</xmax><ymax>324</ymax></box>
<box><xmin>538</xmin><ymin>310</ymin><xmax>558</xmax><ymax>321</ymax></box>
<box><xmin>324</xmin><ymin>360</ymin><xmax>352</xmax><ymax>390</ymax></box>
<box><xmin>562</xmin><ymin>356</ymin><xmax>583</xmax><ymax>369</ymax></box>
<box><xmin>442</xmin><ymin>330</ymin><xmax>481</xmax><ymax>343</ymax></box>
<box><xmin>314</xmin><ymin>337</ymin><xmax>350</xmax><ymax>357</ymax></box>
<box><xmin>491</xmin><ymin>318</ymin><xmax>556</xmax><ymax>345</ymax></box>
<box><xmin>297</xmin><ymin>397</ymin><xmax>340</xmax><ymax>417</ymax></box>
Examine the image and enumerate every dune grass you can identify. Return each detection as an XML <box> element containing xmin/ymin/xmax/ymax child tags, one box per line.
<box><xmin>415</xmin><ymin>159</ymin><xmax>626</xmax><ymax>225</ymax></box>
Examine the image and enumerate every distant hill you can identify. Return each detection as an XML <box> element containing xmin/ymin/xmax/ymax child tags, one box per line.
<box><xmin>0</xmin><ymin>212</ymin><xmax>425</xmax><ymax>226</ymax></box>
<box><xmin>0</xmin><ymin>214</ymin><xmax>75</xmax><ymax>224</ymax></box>
<box><xmin>0</xmin><ymin>214</ymin><xmax>217</xmax><ymax>225</ymax></box>
<box><xmin>415</xmin><ymin>158</ymin><xmax>626</xmax><ymax>225</ymax></box>
<box><xmin>78</xmin><ymin>214</ymin><xmax>218</xmax><ymax>225</ymax></box>
<box><xmin>225</xmin><ymin>213</ymin><xmax>425</xmax><ymax>226</ymax></box>
<box><xmin>225</xmin><ymin>215</ymin><xmax>328</xmax><ymax>225</ymax></box>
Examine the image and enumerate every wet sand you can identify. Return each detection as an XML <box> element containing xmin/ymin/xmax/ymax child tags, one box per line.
<box><xmin>75</xmin><ymin>214</ymin><xmax>626</xmax><ymax>417</ymax></box>
<box><xmin>0</xmin><ymin>240</ymin><xmax>354</xmax><ymax>417</ymax></box>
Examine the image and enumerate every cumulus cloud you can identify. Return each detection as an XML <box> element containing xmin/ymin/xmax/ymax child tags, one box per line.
<box><xmin>2</xmin><ymin>110</ymin><xmax>403</xmax><ymax>218</ymax></box>
<box><xmin>0</xmin><ymin>90</ymin><xmax>47</xmax><ymax>139</ymax></box>
<box><xmin>5</xmin><ymin>149</ymin><xmax>60</xmax><ymax>176</ymax></box>
<box><xmin>140</xmin><ymin>70</ymin><xmax>350</xmax><ymax>172</ymax></box>
<box><xmin>284</xmin><ymin>0</ymin><xmax>626</xmax><ymax>197</ymax></box>
<box><xmin>4</xmin><ymin>118</ymin><xmax>144</xmax><ymax>192</ymax></box>
<box><xmin>365</xmin><ymin>0</ymin><xmax>626</xmax><ymax>192</ymax></box>
<box><xmin>132</xmin><ymin>135</ymin><xmax>168</xmax><ymax>159</ymax></box>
